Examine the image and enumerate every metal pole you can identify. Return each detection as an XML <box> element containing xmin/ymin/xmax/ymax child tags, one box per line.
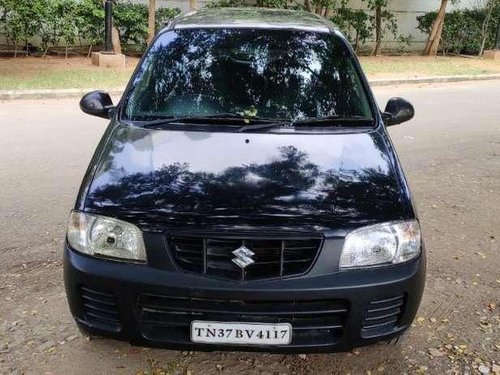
<box><xmin>104</xmin><ymin>0</ymin><xmax>114</xmax><ymax>54</ymax></box>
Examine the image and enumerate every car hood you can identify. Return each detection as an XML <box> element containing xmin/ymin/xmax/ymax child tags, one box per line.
<box><xmin>83</xmin><ymin>124</ymin><xmax>411</xmax><ymax>234</ymax></box>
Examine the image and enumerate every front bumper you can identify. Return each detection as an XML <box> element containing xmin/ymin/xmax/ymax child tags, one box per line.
<box><xmin>64</xmin><ymin>244</ymin><xmax>425</xmax><ymax>353</ymax></box>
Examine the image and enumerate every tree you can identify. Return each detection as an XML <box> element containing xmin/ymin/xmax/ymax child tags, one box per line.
<box><xmin>38</xmin><ymin>1</ymin><xmax>61</xmax><ymax>57</ymax></box>
<box><xmin>423</xmin><ymin>0</ymin><xmax>462</xmax><ymax>55</ymax></box>
<box><xmin>372</xmin><ymin>0</ymin><xmax>382</xmax><ymax>55</ymax></box>
<box><xmin>75</xmin><ymin>0</ymin><xmax>105</xmax><ymax>57</ymax></box>
<box><xmin>331</xmin><ymin>2</ymin><xmax>370</xmax><ymax>52</ymax></box>
<box><xmin>2</xmin><ymin>0</ymin><xmax>45</xmax><ymax>56</ymax></box>
<box><xmin>56</xmin><ymin>0</ymin><xmax>80</xmax><ymax>59</ymax></box>
<box><xmin>423</xmin><ymin>0</ymin><xmax>448</xmax><ymax>55</ymax></box>
<box><xmin>147</xmin><ymin>0</ymin><xmax>155</xmax><ymax>44</ymax></box>
<box><xmin>479</xmin><ymin>0</ymin><xmax>499</xmax><ymax>55</ymax></box>
<box><xmin>304</xmin><ymin>0</ymin><xmax>312</xmax><ymax>12</ymax></box>
<box><xmin>366</xmin><ymin>0</ymin><xmax>397</xmax><ymax>56</ymax></box>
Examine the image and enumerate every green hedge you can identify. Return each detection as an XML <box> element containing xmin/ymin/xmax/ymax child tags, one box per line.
<box><xmin>417</xmin><ymin>8</ymin><xmax>500</xmax><ymax>55</ymax></box>
<box><xmin>0</xmin><ymin>0</ymin><xmax>180</xmax><ymax>55</ymax></box>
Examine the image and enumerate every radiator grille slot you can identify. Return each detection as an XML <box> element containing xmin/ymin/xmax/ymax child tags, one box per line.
<box><xmin>80</xmin><ymin>286</ymin><xmax>121</xmax><ymax>333</ymax></box>
<box><xmin>169</xmin><ymin>236</ymin><xmax>322</xmax><ymax>281</ymax></box>
<box><xmin>361</xmin><ymin>294</ymin><xmax>405</xmax><ymax>337</ymax></box>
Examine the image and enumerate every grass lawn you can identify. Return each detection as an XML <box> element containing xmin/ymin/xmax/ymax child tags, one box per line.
<box><xmin>1</xmin><ymin>55</ymin><xmax>500</xmax><ymax>90</ymax></box>
<box><xmin>359</xmin><ymin>55</ymin><xmax>500</xmax><ymax>79</ymax></box>
<box><xmin>0</xmin><ymin>56</ymin><xmax>138</xmax><ymax>90</ymax></box>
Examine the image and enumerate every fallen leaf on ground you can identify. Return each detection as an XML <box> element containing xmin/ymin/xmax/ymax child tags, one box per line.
<box><xmin>428</xmin><ymin>348</ymin><xmax>445</xmax><ymax>357</ymax></box>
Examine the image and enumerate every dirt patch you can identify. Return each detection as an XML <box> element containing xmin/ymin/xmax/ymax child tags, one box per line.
<box><xmin>0</xmin><ymin>55</ymin><xmax>138</xmax><ymax>76</ymax></box>
<box><xmin>0</xmin><ymin>56</ymin><xmax>138</xmax><ymax>90</ymax></box>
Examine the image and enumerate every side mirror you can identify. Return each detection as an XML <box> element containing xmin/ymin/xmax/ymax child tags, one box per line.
<box><xmin>80</xmin><ymin>91</ymin><xmax>114</xmax><ymax>119</ymax></box>
<box><xmin>382</xmin><ymin>97</ymin><xmax>414</xmax><ymax>126</ymax></box>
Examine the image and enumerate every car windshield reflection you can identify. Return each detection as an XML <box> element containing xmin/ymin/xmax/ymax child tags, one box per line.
<box><xmin>123</xmin><ymin>28</ymin><xmax>373</xmax><ymax>125</ymax></box>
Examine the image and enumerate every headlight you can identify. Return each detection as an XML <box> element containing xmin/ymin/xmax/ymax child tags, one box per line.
<box><xmin>66</xmin><ymin>211</ymin><xmax>146</xmax><ymax>263</ymax></box>
<box><xmin>340</xmin><ymin>220</ymin><xmax>421</xmax><ymax>269</ymax></box>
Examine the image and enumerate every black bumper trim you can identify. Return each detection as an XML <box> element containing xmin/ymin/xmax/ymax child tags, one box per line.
<box><xmin>64</xmin><ymin>244</ymin><xmax>425</xmax><ymax>353</ymax></box>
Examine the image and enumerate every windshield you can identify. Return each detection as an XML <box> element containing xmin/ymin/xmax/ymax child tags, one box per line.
<box><xmin>123</xmin><ymin>28</ymin><xmax>373</xmax><ymax>123</ymax></box>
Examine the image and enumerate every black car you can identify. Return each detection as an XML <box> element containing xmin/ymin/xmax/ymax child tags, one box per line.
<box><xmin>64</xmin><ymin>7</ymin><xmax>425</xmax><ymax>353</ymax></box>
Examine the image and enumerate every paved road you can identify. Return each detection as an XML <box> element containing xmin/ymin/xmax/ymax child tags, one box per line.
<box><xmin>0</xmin><ymin>81</ymin><xmax>499</xmax><ymax>374</ymax></box>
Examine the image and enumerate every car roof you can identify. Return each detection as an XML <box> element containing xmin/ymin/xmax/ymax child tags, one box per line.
<box><xmin>166</xmin><ymin>7</ymin><xmax>338</xmax><ymax>33</ymax></box>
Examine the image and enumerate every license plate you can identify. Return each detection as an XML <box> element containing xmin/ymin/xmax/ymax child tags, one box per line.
<box><xmin>190</xmin><ymin>321</ymin><xmax>292</xmax><ymax>345</ymax></box>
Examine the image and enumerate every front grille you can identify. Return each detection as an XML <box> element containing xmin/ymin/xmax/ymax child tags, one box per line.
<box><xmin>168</xmin><ymin>236</ymin><xmax>322</xmax><ymax>281</ymax></box>
<box><xmin>361</xmin><ymin>294</ymin><xmax>405</xmax><ymax>337</ymax></box>
<box><xmin>138</xmin><ymin>293</ymin><xmax>348</xmax><ymax>346</ymax></box>
<box><xmin>80</xmin><ymin>286</ymin><xmax>121</xmax><ymax>333</ymax></box>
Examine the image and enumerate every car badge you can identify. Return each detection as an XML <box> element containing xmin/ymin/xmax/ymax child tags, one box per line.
<box><xmin>232</xmin><ymin>245</ymin><xmax>255</xmax><ymax>269</ymax></box>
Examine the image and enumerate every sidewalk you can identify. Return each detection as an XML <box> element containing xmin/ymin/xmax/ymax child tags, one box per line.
<box><xmin>1</xmin><ymin>74</ymin><xmax>500</xmax><ymax>101</ymax></box>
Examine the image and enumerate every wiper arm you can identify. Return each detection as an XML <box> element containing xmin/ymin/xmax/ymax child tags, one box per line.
<box><xmin>291</xmin><ymin>115</ymin><xmax>374</xmax><ymax>126</ymax></box>
<box><xmin>238</xmin><ymin>115</ymin><xmax>373</xmax><ymax>132</ymax></box>
<box><xmin>238</xmin><ymin>121</ymin><xmax>290</xmax><ymax>133</ymax></box>
<box><xmin>134</xmin><ymin>113</ymin><xmax>281</xmax><ymax>127</ymax></box>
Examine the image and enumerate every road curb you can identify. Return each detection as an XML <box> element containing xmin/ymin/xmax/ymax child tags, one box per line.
<box><xmin>0</xmin><ymin>88</ymin><xmax>125</xmax><ymax>101</ymax></box>
<box><xmin>1</xmin><ymin>74</ymin><xmax>500</xmax><ymax>100</ymax></box>
<box><xmin>369</xmin><ymin>74</ymin><xmax>500</xmax><ymax>87</ymax></box>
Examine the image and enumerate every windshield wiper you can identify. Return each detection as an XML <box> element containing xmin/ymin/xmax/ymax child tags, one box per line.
<box><xmin>291</xmin><ymin>115</ymin><xmax>374</xmax><ymax>126</ymax></box>
<box><xmin>238</xmin><ymin>122</ymin><xmax>290</xmax><ymax>132</ymax></box>
<box><xmin>133</xmin><ymin>113</ymin><xmax>282</xmax><ymax>127</ymax></box>
<box><xmin>238</xmin><ymin>115</ymin><xmax>373</xmax><ymax>133</ymax></box>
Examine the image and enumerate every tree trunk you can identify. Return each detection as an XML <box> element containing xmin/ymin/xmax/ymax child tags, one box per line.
<box><xmin>479</xmin><ymin>0</ymin><xmax>495</xmax><ymax>56</ymax></box>
<box><xmin>496</xmin><ymin>18</ymin><xmax>500</xmax><ymax>49</ymax></box>
<box><xmin>147</xmin><ymin>0</ymin><xmax>156</xmax><ymax>45</ymax></box>
<box><xmin>423</xmin><ymin>0</ymin><xmax>448</xmax><ymax>55</ymax></box>
<box><xmin>304</xmin><ymin>0</ymin><xmax>312</xmax><ymax>12</ymax></box>
<box><xmin>189</xmin><ymin>0</ymin><xmax>196</xmax><ymax>11</ymax></box>
<box><xmin>371</xmin><ymin>5</ymin><xmax>382</xmax><ymax>56</ymax></box>
<box><xmin>429</xmin><ymin>13</ymin><xmax>445</xmax><ymax>55</ymax></box>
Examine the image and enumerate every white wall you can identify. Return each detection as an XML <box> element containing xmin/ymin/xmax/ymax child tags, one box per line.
<box><xmin>131</xmin><ymin>0</ymin><xmax>209</xmax><ymax>11</ymax></box>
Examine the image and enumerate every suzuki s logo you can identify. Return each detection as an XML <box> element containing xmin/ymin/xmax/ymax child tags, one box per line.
<box><xmin>232</xmin><ymin>245</ymin><xmax>255</xmax><ymax>269</ymax></box>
